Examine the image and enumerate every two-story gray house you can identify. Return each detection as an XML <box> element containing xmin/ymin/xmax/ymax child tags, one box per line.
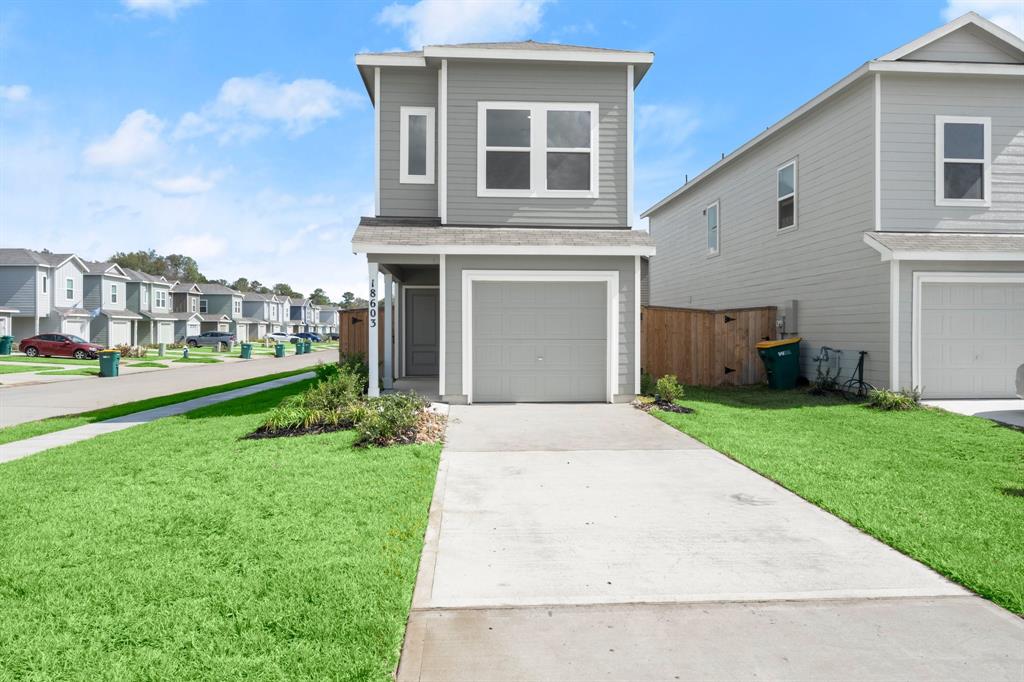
<box><xmin>82</xmin><ymin>261</ymin><xmax>145</xmax><ymax>347</ymax></box>
<box><xmin>318</xmin><ymin>307</ymin><xmax>339</xmax><ymax>336</ymax></box>
<box><xmin>123</xmin><ymin>267</ymin><xmax>176</xmax><ymax>345</ymax></box>
<box><xmin>0</xmin><ymin>248</ymin><xmax>91</xmax><ymax>340</ymax></box>
<box><xmin>289</xmin><ymin>298</ymin><xmax>318</xmax><ymax>333</ymax></box>
<box><xmin>242</xmin><ymin>292</ymin><xmax>288</xmax><ymax>339</ymax></box>
<box><xmin>169</xmin><ymin>282</ymin><xmax>203</xmax><ymax>341</ymax></box>
<box><xmin>189</xmin><ymin>282</ymin><xmax>251</xmax><ymax>341</ymax></box>
<box><xmin>644</xmin><ymin>13</ymin><xmax>1023</xmax><ymax>400</ymax></box>
<box><xmin>351</xmin><ymin>41</ymin><xmax>656</xmax><ymax>402</ymax></box>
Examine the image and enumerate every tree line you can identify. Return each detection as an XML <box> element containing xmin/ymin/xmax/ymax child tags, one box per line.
<box><xmin>109</xmin><ymin>249</ymin><xmax>368</xmax><ymax>308</ymax></box>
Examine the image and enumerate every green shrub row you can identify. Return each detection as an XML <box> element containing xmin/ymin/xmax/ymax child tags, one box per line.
<box><xmin>866</xmin><ymin>386</ymin><xmax>922</xmax><ymax>411</ymax></box>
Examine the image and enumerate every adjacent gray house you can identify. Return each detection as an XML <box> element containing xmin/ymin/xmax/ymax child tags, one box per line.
<box><xmin>187</xmin><ymin>282</ymin><xmax>251</xmax><ymax>341</ymax></box>
<box><xmin>123</xmin><ymin>268</ymin><xmax>176</xmax><ymax>345</ymax></box>
<box><xmin>289</xmin><ymin>298</ymin><xmax>318</xmax><ymax>333</ymax></box>
<box><xmin>169</xmin><ymin>282</ymin><xmax>203</xmax><ymax>341</ymax></box>
<box><xmin>0</xmin><ymin>248</ymin><xmax>91</xmax><ymax>340</ymax></box>
<box><xmin>82</xmin><ymin>261</ymin><xmax>145</xmax><ymax>347</ymax></box>
<box><xmin>242</xmin><ymin>292</ymin><xmax>288</xmax><ymax>338</ymax></box>
<box><xmin>643</xmin><ymin>13</ymin><xmax>1023</xmax><ymax>400</ymax></box>
<box><xmin>352</xmin><ymin>40</ymin><xmax>656</xmax><ymax>402</ymax></box>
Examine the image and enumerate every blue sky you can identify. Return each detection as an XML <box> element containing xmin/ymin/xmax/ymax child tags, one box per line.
<box><xmin>1</xmin><ymin>0</ymin><xmax>1020</xmax><ymax>299</ymax></box>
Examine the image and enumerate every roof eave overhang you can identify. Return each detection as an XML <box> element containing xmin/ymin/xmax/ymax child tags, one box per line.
<box><xmin>862</xmin><ymin>233</ymin><xmax>1024</xmax><ymax>262</ymax></box>
<box><xmin>353</xmin><ymin>243</ymin><xmax>656</xmax><ymax>257</ymax></box>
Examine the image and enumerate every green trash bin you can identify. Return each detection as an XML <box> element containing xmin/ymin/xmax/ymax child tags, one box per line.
<box><xmin>98</xmin><ymin>350</ymin><xmax>121</xmax><ymax>378</ymax></box>
<box><xmin>274</xmin><ymin>343</ymin><xmax>285</xmax><ymax>358</ymax></box>
<box><xmin>240</xmin><ymin>343</ymin><xmax>253</xmax><ymax>359</ymax></box>
<box><xmin>303</xmin><ymin>340</ymin><xmax>312</xmax><ymax>354</ymax></box>
<box><xmin>756</xmin><ymin>337</ymin><xmax>802</xmax><ymax>389</ymax></box>
<box><xmin>0</xmin><ymin>335</ymin><xmax>13</xmax><ymax>355</ymax></box>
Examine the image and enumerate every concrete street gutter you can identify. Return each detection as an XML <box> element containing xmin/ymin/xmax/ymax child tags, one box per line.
<box><xmin>0</xmin><ymin>371</ymin><xmax>314</xmax><ymax>464</ymax></box>
<box><xmin>0</xmin><ymin>348</ymin><xmax>333</xmax><ymax>428</ymax></box>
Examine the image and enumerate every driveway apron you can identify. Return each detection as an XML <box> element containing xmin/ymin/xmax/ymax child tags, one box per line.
<box><xmin>398</xmin><ymin>403</ymin><xmax>1024</xmax><ymax>681</ymax></box>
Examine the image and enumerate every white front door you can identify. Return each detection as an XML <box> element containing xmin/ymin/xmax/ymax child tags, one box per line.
<box><xmin>919</xmin><ymin>281</ymin><xmax>1024</xmax><ymax>398</ymax></box>
<box><xmin>109</xmin><ymin>320</ymin><xmax>131</xmax><ymax>346</ymax></box>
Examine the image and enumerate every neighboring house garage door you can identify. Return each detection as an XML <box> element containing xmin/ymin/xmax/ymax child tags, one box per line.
<box><xmin>472</xmin><ymin>281</ymin><xmax>607</xmax><ymax>402</ymax></box>
<box><xmin>109</xmin><ymin>320</ymin><xmax>131</xmax><ymax>346</ymax></box>
<box><xmin>157</xmin><ymin>322</ymin><xmax>174</xmax><ymax>344</ymax></box>
<box><xmin>919</xmin><ymin>281</ymin><xmax>1024</xmax><ymax>399</ymax></box>
<box><xmin>63</xmin><ymin>319</ymin><xmax>88</xmax><ymax>338</ymax></box>
<box><xmin>235</xmin><ymin>324</ymin><xmax>248</xmax><ymax>342</ymax></box>
<box><xmin>187</xmin><ymin>321</ymin><xmax>201</xmax><ymax>337</ymax></box>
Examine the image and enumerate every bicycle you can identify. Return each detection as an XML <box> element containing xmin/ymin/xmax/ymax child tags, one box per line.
<box><xmin>840</xmin><ymin>350</ymin><xmax>874</xmax><ymax>400</ymax></box>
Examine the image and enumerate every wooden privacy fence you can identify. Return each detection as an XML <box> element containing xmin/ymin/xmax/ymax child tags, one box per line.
<box><xmin>337</xmin><ymin>306</ymin><xmax>387</xmax><ymax>359</ymax></box>
<box><xmin>641</xmin><ymin>305</ymin><xmax>777</xmax><ymax>386</ymax></box>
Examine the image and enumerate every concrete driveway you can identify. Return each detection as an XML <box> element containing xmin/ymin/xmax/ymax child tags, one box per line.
<box><xmin>924</xmin><ymin>398</ymin><xmax>1024</xmax><ymax>429</ymax></box>
<box><xmin>398</xmin><ymin>404</ymin><xmax>1024</xmax><ymax>681</ymax></box>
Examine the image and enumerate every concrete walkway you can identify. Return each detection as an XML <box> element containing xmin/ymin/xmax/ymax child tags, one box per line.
<box><xmin>398</xmin><ymin>404</ymin><xmax>1024</xmax><ymax>681</ymax></box>
<box><xmin>0</xmin><ymin>348</ymin><xmax>332</xmax><ymax>428</ymax></box>
<box><xmin>925</xmin><ymin>398</ymin><xmax>1024</xmax><ymax>429</ymax></box>
<box><xmin>0</xmin><ymin>372</ymin><xmax>314</xmax><ymax>464</ymax></box>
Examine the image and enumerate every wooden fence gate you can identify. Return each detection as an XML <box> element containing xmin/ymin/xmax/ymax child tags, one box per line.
<box><xmin>641</xmin><ymin>305</ymin><xmax>777</xmax><ymax>386</ymax></box>
<box><xmin>337</xmin><ymin>306</ymin><xmax>386</xmax><ymax>360</ymax></box>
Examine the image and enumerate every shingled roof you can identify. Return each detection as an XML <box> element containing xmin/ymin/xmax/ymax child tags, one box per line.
<box><xmin>864</xmin><ymin>231</ymin><xmax>1024</xmax><ymax>258</ymax></box>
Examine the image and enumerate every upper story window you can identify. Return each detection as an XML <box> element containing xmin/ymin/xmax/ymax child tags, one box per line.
<box><xmin>777</xmin><ymin>160</ymin><xmax>797</xmax><ymax>230</ymax></box>
<box><xmin>42</xmin><ymin>275</ymin><xmax>47</xmax><ymax>294</ymax></box>
<box><xmin>190</xmin><ymin>297</ymin><xmax>197</xmax><ymax>313</ymax></box>
<box><xmin>706</xmin><ymin>201</ymin><xmax>720</xmax><ymax>255</ymax></box>
<box><xmin>400</xmin><ymin>106</ymin><xmax>435</xmax><ymax>184</ymax></box>
<box><xmin>233</xmin><ymin>299</ymin><xmax>241</xmax><ymax>315</ymax></box>
<box><xmin>199</xmin><ymin>299</ymin><xmax>209</xmax><ymax>314</ymax></box>
<box><xmin>110</xmin><ymin>283</ymin><xmax>118</xmax><ymax>304</ymax></box>
<box><xmin>936</xmin><ymin>115</ymin><xmax>990</xmax><ymax>207</ymax></box>
<box><xmin>142</xmin><ymin>286</ymin><xmax>149</xmax><ymax>307</ymax></box>
<box><xmin>154</xmin><ymin>290</ymin><xmax>166</xmax><ymax>308</ymax></box>
<box><xmin>65</xmin><ymin>278</ymin><xmax>74</xmax><ymax>300</ymax></box>
<box><xmin>477</xmin><ymin>102</ymin><xmax>599</xmax><ymax>199</ymax></box>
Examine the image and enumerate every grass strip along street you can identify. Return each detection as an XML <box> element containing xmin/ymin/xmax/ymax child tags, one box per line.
<box><xmin>0</xmin><ymin>380</ymin><xmax>440</xmax><ymax>680</ymax></box>
<box><xmin>653</xmin><ymin>385</ymin><xmax>1024</xmax><ymax>615</ymax></box>
<box><xmin>0</xmin><ymin>367</ymin><xmax>315</xmax><ymax>446</ymax></box>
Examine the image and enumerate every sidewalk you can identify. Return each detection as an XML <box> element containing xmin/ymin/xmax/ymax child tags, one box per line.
<box><xmin>0</xmin><ymin>348</ymin><xmax>333</xmax><ymax>428</ymax></box>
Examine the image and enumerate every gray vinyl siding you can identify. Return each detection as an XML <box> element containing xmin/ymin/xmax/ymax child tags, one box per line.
<box><xmin>201</xmin><ymin>293</ymin><xmax>237</xmax><ymax>317</ymax></box>
<box><xmin>446</xmin><ymin>61</ymin><xmax>628</xmax><ymax>227</ymax></box>
<box><xmin>896</xmin><ymin>260</ymin><xmax>1024</xmax><ymax>390</ymax></box>
<box><xmin>127</xmin><ymin>282</ymin><xmax>143</xmax><ymax>312</ymax></box>
<box><xmin>242</xmin><ymin>300</ymin><xmax>266</xmax><ymax>321</ymax></box>
<box><xmin>54</xmin><ymin>261</ymin><xmax>84</xmax><ymax>309</ymax></box>
<box><xmin>84</xmin><ymin>276</ymin><xmax>126</xmax><ymax>311</ymax></box>
<box><xmin>90</xmin><ymin>318</ymin><xmax>110</xmax><ymax>348</ymax></box>
<box><xmin>380</xmin><ymin>67</ymin><xmax>438</xmax><ymax>218</ymax></box>
<box><xmin>902</xmin><ymin>26</ymin><xmax>1023</xmax><ymax>63</ymax></box>
<box><xmin>880</xmin><ymin>73</ymin><xmax>1024</xmax><ymax>232</ymax></box>
<box><xmin>83</xmin><ymin>276</ymin><xmax>101</xmax><ymax>310</ymax></box>
<box><xmin>0</xmin><ymin>266</ymin><xmax>37</xmax><ymax>315</ymax></box>
<box><xmin>442</xmin><ymin>255</ymin><xmax>637</xmax><ymax>401</ymax></box>
<box><xmin>648</xmin><ymin>76</ymin><xmax>890</xmax><ymax>386</ymax></box>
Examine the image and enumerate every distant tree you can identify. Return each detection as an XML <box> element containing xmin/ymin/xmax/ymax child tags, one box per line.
<box><xmin>339</xmin><ymin>291</ymin><xmax>356</xmax><ymax>308</ymax></box>
<box><xmin>309</xmin><ymin>288</ymin><xmax>331</xmax><ymax>305</ymax></box>
<box><xmin>110</xmin><ymin>249</ymin><xmax>166</xmax><ymax>276</ymax></box>
<box><xmin>272</xmin><ymin>282</ymin><xmax>303</xmax><ymax>299</ymax></box>
<box><xmin>249</xmin><ymin>280</ymin><xmax>271</xmax><ymax>294</ymax></box>
<box><xmin>165</xmin><ymin>254</ymin><xmax>205</xmax><ymax>283</ymax></box>
<box><xmin>209</xmin><ymin>278</ymin><xmax>228</xmax><ymax>286</ymax></box>
<box><xmin>231</xmin><ymin>277</ymin><xmax>250</xmax><ymax>292</ymax></box>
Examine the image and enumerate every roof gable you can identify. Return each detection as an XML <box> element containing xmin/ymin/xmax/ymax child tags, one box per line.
<box><xmin>879</xmin><ymin>12</ymin><xmax>1024</xmax><ymax>64</ymax></box>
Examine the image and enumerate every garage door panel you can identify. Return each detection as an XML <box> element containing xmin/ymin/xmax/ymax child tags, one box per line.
<box><xmin>920</xmin><ymin>281</ymin><xmax>1024</xmax><ymax>399</ymax></box>
<box><xmin>473</xmin><ymin>281</ymin><xmax>607</xmax><ymax>403</ymax></box>
<box><xmin>157</xmin><ymin>322</ymin><xmax>173</xmax><ymax>344</ymax></box>
<box><xmin>109</xmin><ymin>320</ymin><xmax>130</xmax><ymax>346</ymax></box>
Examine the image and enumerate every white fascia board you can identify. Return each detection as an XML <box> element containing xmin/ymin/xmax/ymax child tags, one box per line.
<box><xmin>868</xmin><ymin>61</ymin><xmax>1024</xmax><ymax>76</ymax></box>
<box><xmin>423</xmin><ymin>45</ymin><xmax>653</xmax><ymax>66</ymax></box>
<box><xmin>862</xmin><ymin>233</ymin><xmax>893</xmax><ymax>260</ymax></box>
<box><xmin>641</xmin><ymin>63</ymin><xmax>870</xmax><ymax>217</ymax></box>
<box><xmin>892</xmin><ymin>250</ymin><xmax>1024</xmax><ymax>261</ymax></box>
<box><xmin>352</xmin><ymin>243</ymin><xmax>657</xmax><ymax>256</ymax></box>
<box><xmin>877</xmin><ymin>12</ymin><xmax>1024</xmax><ymax>62</ymax></box>
<box><xmin>355</xmin><ymin>53</ymin><xmax>426</xmax><ymax>67</ymax></box>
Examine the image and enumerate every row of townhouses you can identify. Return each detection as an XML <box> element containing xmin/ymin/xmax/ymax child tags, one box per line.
<box><xmin>0</xmin><ymin>249</ymin><xmax>341</xmax><ymax>345</ymax></box>
<box><xmin>352</xmin><ymin>12</ymin><xmax>1022</xmax><ymax>403</ymax></box>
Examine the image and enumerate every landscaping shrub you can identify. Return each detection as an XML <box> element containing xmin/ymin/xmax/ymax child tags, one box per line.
<box><xmin>113</xmin><ymin>344</ymin><xmax>148</xmax><ymax>358</ymax></box>
<box><xmin>347</xmin><ymin>393</ymin><xmax>429</xmax><ymax>446</ymax></box>
<box><xmin>866</xmin><ymin>387</ymin><xmax>921</xmax><ymax>411</ymax></box>
<box><xmin>640</xmin><ymin>371</ymin><xmax>655</xmax><ymax>397</ymax></box>
<box><xmin>313</xmin><ymin>361</ymin><xmax>340</xmax><ymax>383</ymax></box>
<box><xmin>654</xmin><ymin>374</ymin><xmax>684</xmax><ymax>403</ymax></box>
<box><xmin>339</xmin><ymin>352</ymin><xmax>371</xmax><ymax>393</ymax></box>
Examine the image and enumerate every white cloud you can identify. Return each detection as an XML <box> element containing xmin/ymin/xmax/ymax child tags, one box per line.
<box><xmin>943</xmin><ymin>0</ymin><xmax>1024</xmax><ymax>37</ymax></box>
<box><xmin>637</xmin><ymin>104</ymin><xmax>701</xmax><ymax>149</ymax></box>
<box><xmin>83</xmin><ymin>109</ymin><xmax>166</xmax><ymax>167</ymax></box>
<box><xmin>1</xmin><ymin>84</ymin><xmax>30</xmax><ymax>102</ymax></box>
<box><xmin>378</xmin><ymin>0</ymin><xmax>548</xmax><ymax>49</ymax></box>
<box><xmin>152</xmin><ymin>171</ymin><xmax>220</xmax><ymax>196</ymax></box>
<box><xmin>121</xmin><ymin>0</ymin><xmax>202</xmax><ymax>19</ymax></box>
<box><xmin>174</xmin><ymin>75</ymin><xmax>361</xmax><ymax>142</ymax></box>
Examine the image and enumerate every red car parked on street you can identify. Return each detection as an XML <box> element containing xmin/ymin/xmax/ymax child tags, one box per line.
<box><xmin>18</xmin><ymin>334</ymin><xmax>103</xmax><ymax>360</ymax></box>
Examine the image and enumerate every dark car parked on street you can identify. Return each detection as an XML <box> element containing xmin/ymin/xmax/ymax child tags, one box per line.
<box><xmin>184</xmin><ymin>331</ymin><xmax>237</xmax><ymax>348</ymax></box>
<box><xmin>18</xmin><ymin>334</ymin><xmax>102</xmax><ymax>359</ymax></box>
<box><xmin>295</xmin><ymin>332</ymin><xmax>322</xmax><ymax>342</ymax></box>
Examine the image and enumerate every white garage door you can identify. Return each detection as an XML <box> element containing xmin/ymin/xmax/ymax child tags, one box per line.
<box><xmin>919</xmin><ymin>281</ymin><xmax>1024</xmax><ymax>399</ymax></box>
<box><xmin>63</xmin><ymin>318</ymin><xmax>89</xmax><ymax>339</ymax></box>
<box><xmin>235</xmin><ymin>324</ymin><xmax>248</xmax><ymax>342</ymax></box>
<box><xmin>472</xmin><ymin>281</ymin><xmax>607</xmax><ymax>403</ymax></box>
<box><xmin>157</xmin><ymin>322</ymin><xmax>174</xmax><ymax>344</ymax></box>
<box><xmin>187</xmin><ymin>321</ymin><xmax>201</xmax><ymax>337</ymax></box>
<box><xmin>109</xmin><ymin>320</ymin><xmax>131</xmax><ymax>347</ymax></box>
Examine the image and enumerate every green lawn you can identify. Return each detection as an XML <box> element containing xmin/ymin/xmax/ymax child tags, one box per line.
<box><xmin>173</xmin><ymin>356</ymin><xmax>223</xmax><ymax>364</ymax></box>
<box><xmin>0</xmin><ymin>368</ymin><xmax>315</xmax><ymax>446</ymax></box>
<box><xmin>0</xmin><ymin>364</ymin><xmax>55</xmax><ymax>374</ymax></box>
<box><xmin>129</xmin><ymin>361</ymin><xmax>169</xmax><ymax>368</ymax></box>
<box><xmin>653</xmin><ymin>386</ymin><xmax>1024</xmax><ymax>614</ymax></box>
<box><xmin>36</xmin><ymin>368</ymin><xmax>101</xmax><ymax>376</ymax></box>
<box><xmin>0</xmin><ymin>381</ymin><xmax>440</xmax><ymax>679</ymax></box>
<box><xmin>0</xmin><ymin>355</ymin><xmax>98</xmax><ymax>366</ymax></box>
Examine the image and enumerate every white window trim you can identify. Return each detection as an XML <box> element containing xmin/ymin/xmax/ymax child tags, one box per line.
<box><xmin>706</xmin><ymin>200</ymin><xmax>720</xmax><ymax>256</ymax></box>
<box><xmin>110</xmin><ymin>283</ymin><xmax>118</xmax><ymax>304</ymax></box>
<box><xmin>155</xmin><ymin>290</ymin><xmax>166</xmax><ymax>308</ymax></box>
<box><xmin>190</xmin><ymin>297</ymin><xmax>197</xmax><ymax>313</ymax></box>
<box><xmin>65</xmin><ymin>277</ymin><xmax>74</xmax><ymax>300</ymax></box>
<box><xmin>233</xmin><ymin>300</ymin><xmax>241</xmax><ymax>314</ymax></box>
<box><xmin>199</xmin><ymin>299</ymin><xmax>209</xmax><ymax>314</ymax></box>
<box><xmin>776</xmin><ymin>159</ymin><xmax>798</xmax><ymax>232</ymax></box>
<box><xmin>911</xmin><ymin>272</ymin><xmax>1024</xmax><ymax>391</ymax></box>
<box><xmin>42</xmin><ymin>274</ymin><xmax>47</xmax><ymax>294</ymax></box>
<box><xmin>461</xmin><ymin>270</ymin><xmax>619</xmax><ymax>404</ymax></box>
<box><xmin>476</xmin><ymin>101</ymin><xmax>600</xmax><ymax>199</ymax></box>
<box><xmin>399</xmin><ymin>106</ymin><xmax>435</xmax><ymax>184</ymax></box>
<box><xmin>934</xmin><ymin>115</ymin><xmax>991</xmax><ymax>208</ymax></box>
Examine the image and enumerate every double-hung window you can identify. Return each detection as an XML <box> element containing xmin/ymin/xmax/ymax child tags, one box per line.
<box><xmin>706</xmin><ymin>201</ymin><xmax>720</xmax><ymax>255</ymax></box>
<box><xmin>199</xmin><ymin>299</ymin><xmax>208</xmax><ymax>314</ymax></box>
<box><xmin>400</xmin><ymin>106</ymin><xmax>435</xmax><ymax>184</ymax></box>
<box><xmin>478</xmin><ymin>102</ymin><xmax>599</xmax><ymax>198</ymax></box>
<box><xmin>42</xmin><ymin>275</ymin><xmax>47</xmax><ymax>294</ymax></box>
<box><xmin>777</xmin><ymin>160</ymin><xmax>797</xmax><ymax>230</ymax></box>
<box><xmin>155</xmin><ymin>290</ymin><xmax>166</xmax><ymax>308</ymax></box>
<box><xmin>65</xmin><ymin>278</ymin><xmax>74</xmax><ymax>300</ymax></box>
<box><xmin>190</xmin><ymin>297</ymin><xmax>197</xmax><ymax>313</ymax></box>
<box><xmin>935</xmin><ymin>115</ymin><xmax>990</xmax><ymax>207</ymax></box>
<box><xmin>233</xmin><ymin>299</ymin><xmax>241</xmax><ymax>315</ymax></box>
<box><xmin>110</xmin><ymin>283</ymin><xmax>118</xmax><ymax>304</ymax></box>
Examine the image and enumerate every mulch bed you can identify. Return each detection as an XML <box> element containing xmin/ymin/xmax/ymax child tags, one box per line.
<box><xmin>632</xmin><ymin>398</ymin><xmax>694</xmax><ymax>414</ymax></box>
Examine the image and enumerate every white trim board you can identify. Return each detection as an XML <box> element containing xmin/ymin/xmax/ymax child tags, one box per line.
<box><xmin>353</xmin><ymin>243</ymin><xmax>655</xmax><ymax>256</ymax></box>
<box><xmin>438</xmin><ymin>254</ymin><xmax>447</xmax><ymax>396</ymax></box>
<box><xmin>626</xmin><ymin>64</ymin><xmax>634</xmax><ymax>228</ymax></box>
<box><xmin>374</xmin><ymin>67</ymin><xmax>381</xmax><ymax>217</ymax></box>
<box><xmin>633</xmin><ymin>255</ymin><xmax>641</xmax><ymax>395</ymax></box>
<box><xmin>862</xmin><ymin>234</ymin><xmax>1024</xmax><ymax>262</ymax></box>
<box><xmin>399</xmin><ymin>106</ymin><xmax>436</xmax><ymax>185</ymax></box>
<box><xmin>460</xmin><ymin>270</ymin><xmax>620</xmax><ymax>404</ymax></box>
<box><xmin>934</xmin><ymin>115</ymin><xmax>991</xmax><ymax>208</ymax></box>
<box><xmin>877</xmin><ymin>12</ymin><xmax>1024</xmax><ymax>62</ymax></box>
<box><xmin>438</xmin><ymin>60</ymin><xmax>448</xmax><ymax>223</ymax></box>
<box><xmin>910</xmin><ymin>272</ymin><xmax>1024</xmax><ymax>391</ymax></box>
